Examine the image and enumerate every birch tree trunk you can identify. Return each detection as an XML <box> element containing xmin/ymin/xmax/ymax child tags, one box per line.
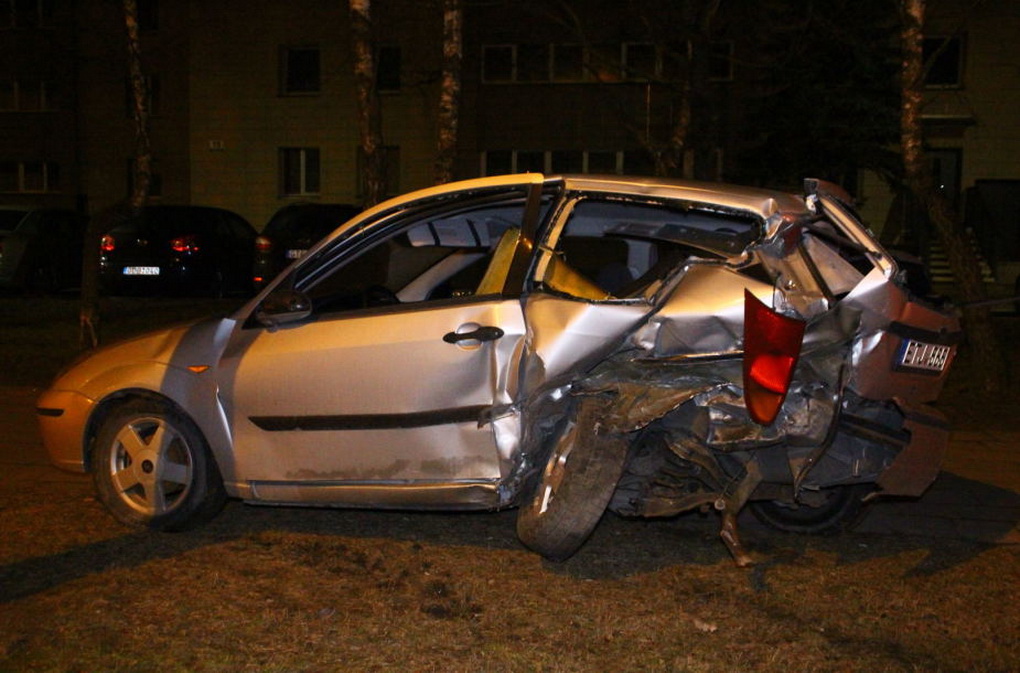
<box><xmin>79</xmin><ymin>0</ymin><xmax>151</xmax><ymax>349</ymax></box>
<box><xmin>901</xmin><ymin>0</ymin><xmax>1003</xmax><ymax>394</ymax></box>
<box><xmin>433</xmin><ymin>0</ymin><xmax>462</xmax><ymax>185</ymax></box>
<box><xmin>349</xmin><ymin>0</ymin><xmax>386</xmax><ymax>206</ymax></box>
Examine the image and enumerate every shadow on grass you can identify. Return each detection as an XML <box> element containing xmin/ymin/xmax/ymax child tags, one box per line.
<box><xmin>3</xmin><ymin>469</ymin><xmax>1016</xmax><ymax>603</ymax></box>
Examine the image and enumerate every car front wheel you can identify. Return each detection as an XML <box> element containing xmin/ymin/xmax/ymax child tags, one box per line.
<box><xmin>92</xmin><ymin>398</ymin><xmax>227</xmax><ymax>531</ymax></box>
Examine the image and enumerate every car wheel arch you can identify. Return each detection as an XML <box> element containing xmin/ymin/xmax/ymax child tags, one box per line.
<box><xmin>83</xmin><ymin>389</ymin><xmax>219</xmax><ymax>475</ymax></box>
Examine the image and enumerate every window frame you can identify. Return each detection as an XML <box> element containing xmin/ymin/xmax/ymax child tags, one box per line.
<box><xmin>0</xmin><ymin>160</ymin><xmax>60</xmax><ymax>193</ymax></box>
<box><xmin>923</xmin><ymin>35</ymin><xmax>964</xmax><ymax>89</ymax></box>
<box><xmin>279</xmin><ymin>45</ymin><xmax>322</xmax><ymax>96</ymax></box>
<box><xmin>279</xmin><ymin>147</ymin><xmax>321</xmax><ymax>197</ymax></box>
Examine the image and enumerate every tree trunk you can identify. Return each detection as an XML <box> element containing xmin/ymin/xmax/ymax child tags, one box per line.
<box><xmin>79</xmin><ymin>0</ymin><xmax>152</xmax><ymax>350</ymax></box>
<box><xmin>900</xmin><ymin>0</ymin><xmax>1003</xmax><ymax>394</ymax></box>
<box><xmin>433</xmin><ymin>0</ymin><xmax>462</xmax><ymax>185</ymax></box>
<box><xmin>349</xmin><ymin>0</ymin><xmax>386</xmax><ymax>206</ymax></box>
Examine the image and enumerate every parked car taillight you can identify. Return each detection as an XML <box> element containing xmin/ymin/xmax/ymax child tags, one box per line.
<box><xmin>255</xmin><ymin>235</ymin><xmax>272</xmax><ymax>252</ymax></box>
<box><xmin>170</xmin><ymin>234</ymin><xmax>201</xmax><ymax>253</ymax></box>
<box><xmin>742</xmin><ymin>289</ymin><xmax>806</xmax><ymax>425</ymax></box>
<box><xmin>100</xmin><ymin>235</ymin><xmax>115</xmax><ymax>252</ymax></box>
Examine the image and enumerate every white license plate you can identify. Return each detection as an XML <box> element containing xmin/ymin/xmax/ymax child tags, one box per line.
<box><xmin>285</xmin><ymin>249</ymin><xmax>308</xmax><ymax>260</ymax></box>
<box><xmin>897</xmin><ymin>339</ymin><xmax>951</xmax><ymax>372</ymax></box>
<box><xmin>123</xmin><ymin>266</ymin><xmax>161</xmax><ymax>276</ymax></box>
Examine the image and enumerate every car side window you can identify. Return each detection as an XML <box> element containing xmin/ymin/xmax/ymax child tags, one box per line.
<box><xmin>541</xmin><ymin>198</ymin><xmax>757</xmax><ymax>301</ymax></box>
<box><xmin>299</xmin><ymin>196</ymin><xmax>532</xmax><ymax>315</ymax></box>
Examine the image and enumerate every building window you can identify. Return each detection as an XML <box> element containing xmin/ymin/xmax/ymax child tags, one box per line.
<box><xmin>516</xmin><ymin>150</ymin><xmax>545</xmax><ymax>172</ymax></box>
<box><xmin>588</xmin><ymin>44</ymin><xmax>622</xmax><ymax>82</ymax></box>
<box><xmin>552</xmin><ymin>44</ymin><xmax>584</xmax><ymax>81</ymax></box>
<box><xmin>482</xmin><ymin>45</ymin><xmax>514</xmax><ymax>82</ymax></box>
<box><xmin>623</xmin><ymin>149</ymin><xmax>655</xmax><ymax>176</ymax></box>
<box><xmin>708</xmin><ymin>41</ymin><xmax>734</xmax><ymax>82</ymax></box>
<box><xmin>126</xmin><ymin>158</ymin><xmax>163</xmax><ymax>198</ymax></box>
<box><xmin>3</xmin><ymin>0</ymin><xmax>54</xmax><ymax>28</ymax></box>
<box><xmin>280</xmin><ymin>147</ymin><xmax>321</xmax><ymax>196</ymax></box>
<box><xmin>0</xmin><ymin>82</ymin><xmax>12</xmax><ymax>109</ymax></box>
<box><xmin>516</xmin><ymin>44</ymin><xmax>549</xmax><ymax>82</ymax></box>
<box><xmin>0</xmin><ymin>160</ymin><xmax>60</xmax><ymax>192</ymax></box>
<box><xmin>923</xmin><ymin>36</ymin><xmax>963</xmax><ymax>88</ymax></box>
<box><xmin>551</xmin><ymin>150</ymin><xmax>583</xmax><ymax>173</ymax></box>
<box><xmin>137</xmin><ymin>0</ymin><xmax>158</xmax><ymax>30</ymax></box>
<box><xmin>0</xmin><ymin>80</ymin><xmax>57</xmax><ymax>110</ymax></box>
<box><xmin>623</xmin><ymin>43</ymin><xmax>657</xmax><ymax>80</ymax></box>
<box><xmin>482</xmin><ymin>150</ymin><xmax>512</xmax><ymax>175</ymax></box>
<box><xmin>482</xmin><ymin>150</ymin><xmax>623</xmax><ymax>176</ymax></box>
<box><xmin>377</xmin><ymin>45</ymin><xmax>401</xmax><ymax>92</ymax></box>
<box><xmin>586</xmin><ymin>151</ymin><xmax>620</xmax><ymax>174</ymax></box>
<box><xmin>280</xmin><ymin>47</ymin><xmax>320</xmax><ymax>95</ymax></box>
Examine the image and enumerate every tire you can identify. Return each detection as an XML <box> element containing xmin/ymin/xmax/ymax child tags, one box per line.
<box><xmin>749</xmin><ymin>483</ymin><xmax>871</xmax><ymax>535</ymax></box>
<box><xmin>92</xmin><ymin>398</ymin><xmax>227</xmax><ymax>531</ymax></box>
<box><xmin>516</xmin><ymin>396</ymin><xmax>630</xmax><ymax>561</ymax></box>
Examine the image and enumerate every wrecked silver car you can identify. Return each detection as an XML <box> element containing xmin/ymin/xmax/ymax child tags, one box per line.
<box><xmin>37</xmin><ymin>174</ymin><xmax>959</xmax><ymax>564</ymax></box>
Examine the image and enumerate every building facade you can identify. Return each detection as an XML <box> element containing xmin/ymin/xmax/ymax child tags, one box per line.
<box><xmin>3</xmin><ymin>0</ymin><xmax>1018</xmax><ymax>283</ymax></box>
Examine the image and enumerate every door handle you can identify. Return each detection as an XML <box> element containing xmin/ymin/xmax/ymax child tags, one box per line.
<box><xmin>443</xmin><ymin>325</ymin><xmax>505</xmax><ymax>344</ymax></box>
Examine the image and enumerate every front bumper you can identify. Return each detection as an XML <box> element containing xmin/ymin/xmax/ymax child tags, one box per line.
<box><xmin>36</xmin><ymin>388</ymin><xmax>95</xmax><ymax>473</ymax></box>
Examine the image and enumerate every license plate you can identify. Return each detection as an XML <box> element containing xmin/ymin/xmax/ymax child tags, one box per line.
<box><xmin>123</xmin><ymin>266</ymin><xmax>160</xmax><ymax>276</ymax></box>
<box><xmin>897</xmin><ymin>339</ymin><xmax>951</xmax><ymax>372</ymax></box>
<box><xmin>285</xmin><ymin>249</ymin><xmax>308</xmax><ymax>260</ymax></box>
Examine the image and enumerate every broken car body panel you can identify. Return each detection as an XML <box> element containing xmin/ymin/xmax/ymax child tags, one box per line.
<box><xmin>37</xmin><ymin>174</ymin><xmax>960</xmax><ymax>562</ymax></box>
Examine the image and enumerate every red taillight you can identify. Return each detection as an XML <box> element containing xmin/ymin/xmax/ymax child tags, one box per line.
<box><xmin>742</xmin><ymin>289</ymin><xmax>806</xmax><ymax>425</ymax></box>
<box><xmin>100</xmin><ymin>234</ymin><xmax>115</xmax><ymax>252</ymax></box>
<box><xmin>170</xmin><ymin>234</ymin><xmax>200</xmax><ymax>253</ymax></box>
<box><xmin>255</xmin><ymin>235</ymin><xmax>272</xmax><ymax>252</ymax></box>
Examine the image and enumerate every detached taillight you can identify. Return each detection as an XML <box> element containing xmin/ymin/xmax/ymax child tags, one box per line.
<box><xmin>742</xmin><ymin>289</ymin><xmax>806</xmax><ymax>425</ymax></box>
<box><xmin>170</xmin><ymin>234</ymin><xmax>200</xmax><ymax>253</ymax></box>
<box><xmin>100</xmin><ymin>234</ymin><xmax>115</xmax><ymax>252</ymax></box>
<box><xmin>255</xmin><ymin>235</ymin><xmax>272</xmax><ymax>253</ymax></box>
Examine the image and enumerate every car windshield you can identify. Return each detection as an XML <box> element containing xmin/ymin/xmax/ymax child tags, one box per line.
<box><xmin>264</xmin><ymin>205</ymin><xmax>359</xmax><ymax>240</ymax></box>
<box><xmin>111</xmin><ymin>208</ymin><xmax>220</xmax><ymax>237</ymax></box>
<box><xmin>0</xmin><ymin>210</ymin><xmax>28</xmax><ymax>232</ymax></box>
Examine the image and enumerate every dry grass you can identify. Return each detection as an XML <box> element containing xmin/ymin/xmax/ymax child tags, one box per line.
<box><xmin>1</xmin><ymin>295</ymin><xmax>1018</xmax><ymax>672</ymax></box>
<box><xmin>2</xmin><ymin>492</ymin><xmax>1018</xmax><ymax>672</ymax></box>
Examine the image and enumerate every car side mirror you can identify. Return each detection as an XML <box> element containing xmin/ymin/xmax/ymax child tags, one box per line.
<box><xmin>255</xmin><ymin>289</ymin><xmax>312</xmax><ymax>328</ymax></box>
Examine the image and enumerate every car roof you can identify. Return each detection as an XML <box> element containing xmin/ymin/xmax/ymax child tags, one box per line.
<box><xmin>361</xmin><ymin>173</ymin><xmax>811</xmax><ymax>224</ymax></box>
<box><xmin>556</xmin><ymin>174</ymin><xmax>811</xmax><ymax>221</ymax></box>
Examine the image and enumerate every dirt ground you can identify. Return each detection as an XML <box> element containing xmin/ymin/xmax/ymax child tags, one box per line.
<box><xmin>0</xmin><ymin>296</ymin><xmax>1018</xmax><ymax>672</ymax></box>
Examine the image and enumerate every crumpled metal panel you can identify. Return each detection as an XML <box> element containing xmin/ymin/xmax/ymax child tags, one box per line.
<box><xmin>521</xmin><ymin>293</ymin><xmax>650</xmax><ymax>389</ymax></box>
<box><xmin>632</xmin><ymin>263</ymin><xmax>774</xmax><ymax>356</ymax></box>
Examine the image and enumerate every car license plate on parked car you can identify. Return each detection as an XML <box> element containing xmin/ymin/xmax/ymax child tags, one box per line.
<box><xmin>122</xmin><ymin>266</ymin><xmax>161</xmax><ymax>276</ymax></box>
<box><xmin>897</xmin><ymin>339</ymin><xmax>951</xmax><ymax>372</ymax></box>
<box><xmin>285</xmin><ymin>249</ymin><xmax>308</xmax><ymax>260</ymax></box>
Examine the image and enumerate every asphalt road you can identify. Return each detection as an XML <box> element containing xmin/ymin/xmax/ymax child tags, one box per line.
<box><xmin>2</xmin><ymin>384</ymin><xmax>1018</xmax><ymax>547</ymax></box>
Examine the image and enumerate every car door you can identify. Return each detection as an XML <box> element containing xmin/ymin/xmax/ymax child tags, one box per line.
<box><xmin>218</xmin><ymin>182</ymin><xmax>547</xmax><ymax>508</ymax></box>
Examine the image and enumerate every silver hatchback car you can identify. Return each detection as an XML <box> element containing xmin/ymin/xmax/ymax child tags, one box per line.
<box><xmin>37</xmin><ymin>174</ymin><xmax>959</xmax><ymax>564</ymax></box>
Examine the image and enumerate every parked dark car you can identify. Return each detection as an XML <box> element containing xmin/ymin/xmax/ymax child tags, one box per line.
<box><xmin>99</xmin><ymin>205</ymin><xmax>257</xmax><ymax>297</ymax></box>
<box><xmin>253</xmin><ymin>203</ymin><xmax>361</xmax><ymax>290</ymax></box>
<box><xmin>0</xmin><ymin>207</ymin><xmax>87</xmax><ymax>292</ymax></box>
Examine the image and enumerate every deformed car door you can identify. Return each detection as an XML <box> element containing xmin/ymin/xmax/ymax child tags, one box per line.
<box><xmin>219</xmin><ymin>183</ymin><xmax>546</xmax><ymax>508</ymax></box>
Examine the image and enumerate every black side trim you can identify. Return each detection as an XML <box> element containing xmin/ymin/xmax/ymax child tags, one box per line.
<box><xmin>36</xmin><ymin>407</ymin><xmax>64</xmax><ymax>417</ymax></box>
<box><xmin>886</xmin><ymin>321</ymin><xmax>963</xmax><ymax>346</ymax></box>
<box><xmin>250</xmin><ymin>405</ymin><xmax>489</xmax><ymax>431</ymax></box>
